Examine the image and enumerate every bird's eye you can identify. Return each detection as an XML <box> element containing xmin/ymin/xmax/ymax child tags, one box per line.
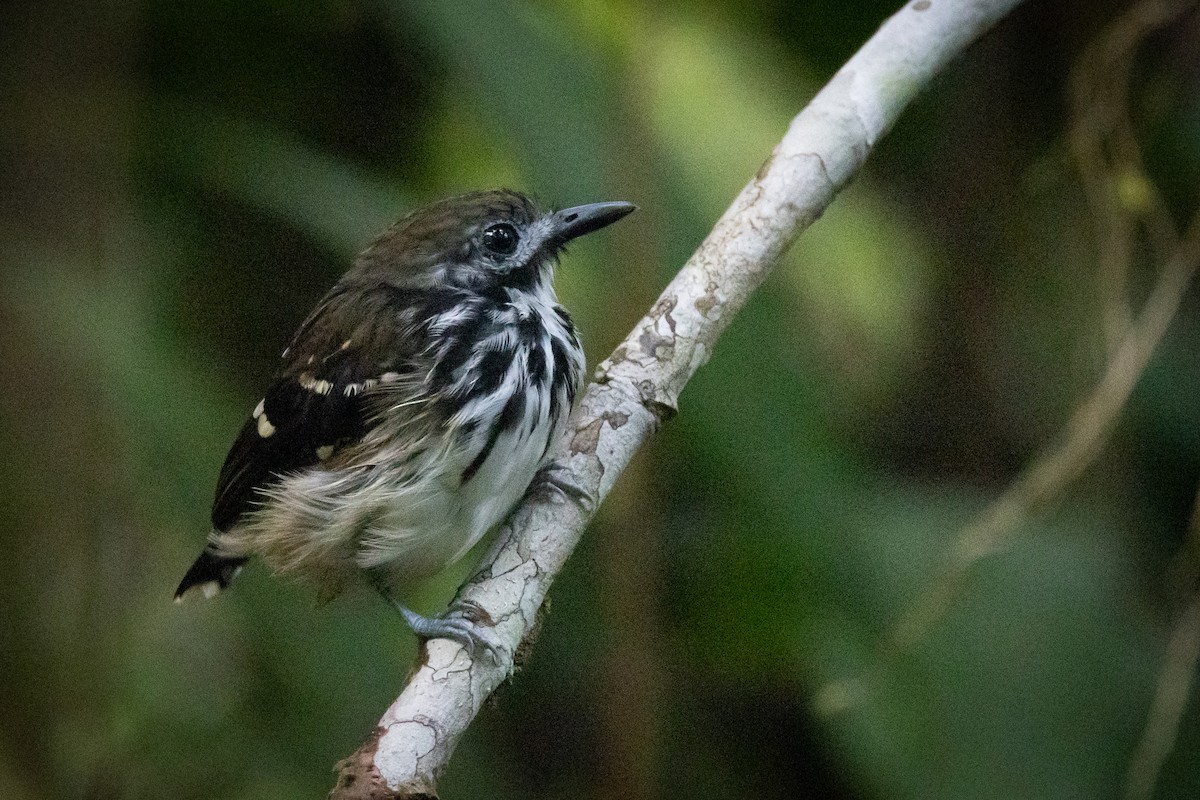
<box><xmin>481</xmin><ymin>223</ymin><xmax>519</xmax><ymax>256</ymax></box>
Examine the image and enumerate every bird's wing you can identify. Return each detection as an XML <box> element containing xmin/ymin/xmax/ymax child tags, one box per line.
<box><xmin>210</xmin><ymin>282</ymin><xmax>434</xmax><ymax>531</ymax></box>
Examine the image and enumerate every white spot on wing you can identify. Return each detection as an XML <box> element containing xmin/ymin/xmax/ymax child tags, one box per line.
<box><xmin>316</xmin><ymin>445</ymin><xmax>334</xmax><ymax>461</ymax></box>
<box><xmin>299</xmin><ymin>372</ymin><xmax>334</xmax><ymax>395</ymax></box>
<box><xmin>253</xmin><ymin>398</ymin><xmax>265</xmax><ymax>418</ymax></box>
<box><xmin>257</xmin><ymin>414</ymin><xmax>276</xmax><ymax>437</ymax></box>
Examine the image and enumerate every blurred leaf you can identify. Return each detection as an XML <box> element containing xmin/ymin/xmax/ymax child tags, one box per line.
<box><xmin>386</xmin><ymin>0</ymin><xmax>615</xmax><ymax>202</ymax></box>
<box><xmin>142</xmin><ymin>100</ymin><xmax>409</xmax><ymax>257</ymax></box>
<box><xmin>817</xmin><ymin>501</ymin><xmax>1159</xmax><ymax>800</ymax></box>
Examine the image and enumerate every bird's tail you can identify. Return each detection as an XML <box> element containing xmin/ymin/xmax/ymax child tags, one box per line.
<box><xmin>174</xmin><ymin>548</ymin><xmax>247</xmax><ymax>601</ymax></box>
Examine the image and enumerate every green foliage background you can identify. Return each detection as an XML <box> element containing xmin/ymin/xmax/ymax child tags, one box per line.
<box><xmin>2</xmin><ymin>1</ymin><xmax>1199</xmax><ymax>798</ymax></box>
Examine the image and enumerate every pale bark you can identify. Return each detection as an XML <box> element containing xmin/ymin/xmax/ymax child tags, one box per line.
<box><xmin>329</xmin><ymin>1</ymin><xmax>1030</xmax><ymax>796</ymax></box>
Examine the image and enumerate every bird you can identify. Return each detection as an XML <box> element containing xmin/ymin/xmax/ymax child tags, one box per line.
<box><xmin>175</xmin><ymin>189</ymin><xmax>635</xmax><ymax>656</ymax></box>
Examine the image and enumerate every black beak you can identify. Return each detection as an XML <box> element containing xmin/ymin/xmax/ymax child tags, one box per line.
<box><xmin>551</xmin><ymin>201</ymin><xmax>636</xmax><ymax>245</ymax></box>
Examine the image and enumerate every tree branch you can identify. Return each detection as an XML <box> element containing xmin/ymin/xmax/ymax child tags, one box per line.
<box><xmin>329</xmin><ymin>1</ymin><xmax>1028</xmax><ymax>796</ymax></box>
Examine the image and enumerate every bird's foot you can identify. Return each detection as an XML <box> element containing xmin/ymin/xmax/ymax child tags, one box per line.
<box><xmin>392</xmin><ymin>599</ymin><xmax>507</xmax><ymax>663</ymax></box>
<box><xmin>532</xmin><ymin>460</ymin><xmax>594</xmax><ymax>510</ymax></box>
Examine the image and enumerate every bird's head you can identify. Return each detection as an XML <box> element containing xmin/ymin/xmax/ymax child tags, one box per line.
<box><xmin>353</xmin><ymin>189</ymin><xmax>635</xmax><ymax>292</ymax></box>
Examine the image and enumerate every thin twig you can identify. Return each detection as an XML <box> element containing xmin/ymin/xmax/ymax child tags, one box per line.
<box><xmin>886</xmin><ymin>207</ymin><xmax>1200</xmax><ymax>655</ymax></box>
<box><xmin>1124</xmin><ymin>589</ymin><xmax>1200</xmax><ymax>800</ymax></box>
<box><xmin>813</xmin><ymin>0</ymin><xmax>1200</xmax><ymax>726</ymax></box>
<box><xmin>1123</xmin><ymin>475</ymin><xmax>1200</xmax><ymax>800</ymax></box>
<box><xmin>879</xmin><ymin>0</ymin><xmax>1200</xmax><ymax>657</ymax></box>
<box><xmin>1067</xmin><ymin>0</ymin><xmax>1194</xmax><ymax>348</ymax></box>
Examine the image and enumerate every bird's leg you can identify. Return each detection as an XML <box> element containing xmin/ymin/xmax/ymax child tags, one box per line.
<box><xmin>369</xmin><ymin>574</ymin><xmax>505</xmax><ymax>662</ymax></box>
<box><xmin>531</xmin><ymin>459</ymin><xmax>594</xmax><ymax>510</ymax></box>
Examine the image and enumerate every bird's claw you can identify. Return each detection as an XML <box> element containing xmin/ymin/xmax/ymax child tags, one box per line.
<box><xmin>397</xmin><ymin>600</ymin><xmax>507</xmax><ymax>663</ymax></box>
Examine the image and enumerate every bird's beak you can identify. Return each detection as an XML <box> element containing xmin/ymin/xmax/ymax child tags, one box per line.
<box><xmin>550</xmin><ymin>201</ymin><xmax>637</xmax><ymax>245</ymax></box>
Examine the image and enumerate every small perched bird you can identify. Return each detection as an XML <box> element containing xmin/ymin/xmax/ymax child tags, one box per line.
<box><xmin>176</xmin><ymin>189</ymin><xmax>635</xmax><ymax>654</ymax></box>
